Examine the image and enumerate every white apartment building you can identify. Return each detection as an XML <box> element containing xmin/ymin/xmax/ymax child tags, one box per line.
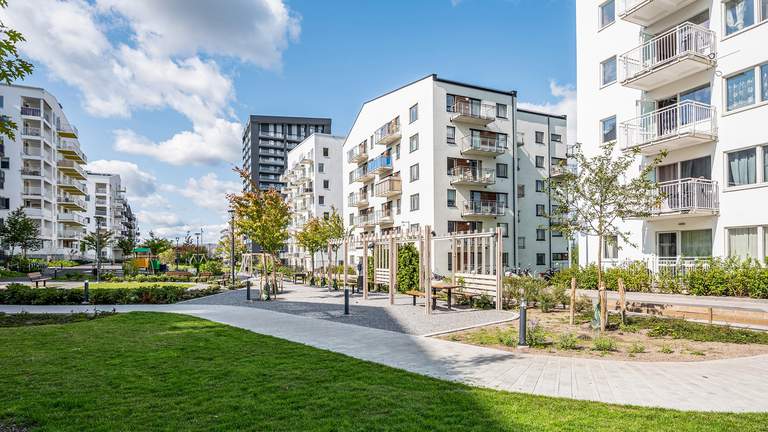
<box><xmin>576</xmin><ymin>0</ymin><xmax>768</xmax><ymax>270</ymax></box>
<box><xmin>281</xmin><ymin>133</ymin><xmax>345</xmax><ymax>269</ymax></box>
<box><xmin>85</xmin><ymin>172</ymin><xmax>134</xmax><ymax>261</ymax></box>
<box><xmin>341</xmin><ymin>74</ymin><xmax>570</xmax><ymax>275</ymax></box>
<box><xmin>0</xmin><ymin>84</ymin><xmax>89</xmax><ymax>259</ymax></box>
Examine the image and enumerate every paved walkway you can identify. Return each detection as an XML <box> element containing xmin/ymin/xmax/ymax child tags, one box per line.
<box><xmin>2</xmin><ymin>303</ymin><xmax>768</xmax><ymax>412</ymax></box>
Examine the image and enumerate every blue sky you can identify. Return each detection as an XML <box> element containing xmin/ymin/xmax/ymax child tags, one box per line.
<box><xmin>5</xmin><ymin>0</ymin><xmax>576</xmax><ymax>242</ymax></box>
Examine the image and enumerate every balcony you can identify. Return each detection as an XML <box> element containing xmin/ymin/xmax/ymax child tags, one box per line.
<box><xmin>462</xmin><ymin>200</ymin><xmax>505</xmax><ymax>218</ymax></box>
<box><xmin>22</xmin><ymin>126</ymin><xmax>42</xmax><ymax>137</ymax></box>
<box><xmin>449</xmin><ymin>167</ymin><xmax>496</xmax><ymax>186</ymax></box>
<box><xmin>459</xmin><ymin>135</ymin><xmax>507</xmax><ymax>157</ymax></box>
<box><xmin>347</xmin><ymin>144</ymin><xmax>368</xmax><ymax>164</ymax></box>
<box><xmin>300</xmin><ymin>186</ymin><xmax>313</xmax><ymax>196</ymax></box>
<box><xmin>57</xmin><ymin>158</ymin><xmax>86</xmax><ymax>180</ymax></box>
<box><xmin>57</xmin><ymin>141</ymin><xmax>88</xmax><ymax>164</ymax></box>
<box><xmin>375</xmin><ymin>209</ymin><xmax>394</xmax><ymax>226</ymax></box>
<box><xmin>350</xmin><ymin>165</ymin><xmax>373</xmax><ymax>183</ymax></box>
<box><xmin>21</xmin><ymin>106</ymin><xmax>41</xmax><ymax>117</ymax></box>
<box><xmin>621</xmin><ymin>101</ymin><xmax>717</xmax><ymax>155</ymax></box>
<box><xmin>619</xmin><ymin>22</ymin><xmax>716</xmax><ymax>91</ymax></box>
<box><xmin>58</xmin><ymin>212</ymin><xmax>87</xmax><ymax>226</ymax></box>
<box><xmin>58</xmin><ymin>177</ymin><xmax>87</xmax><ymax>196</ymax></box>
<box><xmin>58</xmin><ymin>196</ymin><xmax>87</xmax><ymax>211</ymax></box>
<box><xmin>21</xmin><ymin>167</ymin><xmax>43</xmax><ymax>177</ymax></box>
<box><xmin>618</xmin><ymin>0</ymin><xmax>696</xmax><ymax>27</ymax></box>
<box><xmin>373</xmin><ymin>176</ymin><xmax>402</xmax><ymax>198</ymax></box>
<box><xmin>550</xmin><ymin>162</ymin><xmax>577</xmax><ymax>178</ymax></box>
<box><xmin>367</xmin><ymin>155</ymin><xmax>392</xmax><ymax>176</ymax></box>
<box><xmin>22</xmin><ymin>186</ymin><xmax>43</xmax><ymax>197</ymax></box>
<box><xmin>354</xmin><ymin>212</ymin><xmax>376</xmax><ymax>229</ymax></box>
<box><xmin>24</xmin><ymin>207</ymin><xmax>52</xmax><ymax>219</ymax></box>
<box><xmin>58</xmin><ymin>229</ymin><xmax>84</xmax><ymax>240</ymax></box>
<box><xmin>58</xmin><ymin>124</ymin><xmax>78</xmax><ymax>139</ymax></box>
<box><xmin>374</xmin><ymin>117</ymin><xmax>401</xmax><ymax>145</ymax></box>
<box><xmin>449</xmin><ymin>100</ymin><xmax>496</xmax><ymax>126</ymax></box>
<box><xmin>259</xmin><ymin>131</ymin><xmax>284</xmax><ymax>139</ymax></box>
<box><xmin>348</xmin><ymin>190</ymin><xmax>369</xmax><ymax>208</ymax></box>
<box><xmin>643</xmin><ymin>178</ymin><xmax>719</xmax><ymax>219</ymax></box>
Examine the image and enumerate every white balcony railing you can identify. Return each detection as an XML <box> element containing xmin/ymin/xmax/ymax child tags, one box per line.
<box><xmin>650</xmin><ymin>178</ymin><xmax>718</xmax><ymax>216</ymax></box>
<box><xmin>23</xmin><ymin>126</ymin><xmax>41</xmax><ymax>137</ymax></box>
<box><xmin>459</xmin><ymin>135</ymin><xmax>507</xmax><ymax>156</ymax></box>
<box><xmin>622</xmin><ymin>100</ymin><xmax>716</xmax><ymax>152</ymax></box>
<box><xmin>21</xmin><ymin>107</ymin><xmax>41</xmax><ymax>117</ymax></box>
<box><xmin>348</xmin><ymin>190</ymin><xmax>369</xmax><ymax>207</ymax></box>
<box><xmin>449</xmin><ymin>100</ymin><xmax>496</xmax><ymax>125</ymax></box>
<box><xmin>448</xmin><ymin>167</ymin><xmax>496</xmax><ymax>185</ymax></box>
<box><xmin>619</xmin><ymin>22</ymin><xmax>715</xmax><ymax>86</ymax></box>
<box><xmin>462</xmin><ymin>200</ymin><xmax>506</xmax><ymax>217</ymax></box>
<box><xmin>347</xmin><ymin>144</ymin><xmax>367</xmax><ymax>164</ymax></box>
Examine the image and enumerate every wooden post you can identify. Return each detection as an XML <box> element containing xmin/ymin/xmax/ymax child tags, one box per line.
<box><xmin>618</xmin><ymin>277</ymin><xmax>626</xmax><ymax>324</ymax></box>
<box><xmin>388</xmin><ymin>234</ymin><xmax>395</xmax><ymax>305</ymax></box>
<box><xmin>362</xmin><ymin>238</ymin><xmax>369</xmax><ymax>300</ymax></box>
<box><xmin>495</xmin><ymin>227</ymin><xmax>503</xmax><ymax>311</ymax></box>
<box><xmin>569</xmin><ymin>277</ymin><xmax>577</xmax><ymax>325</ymax></box>
<box><xmin>599</xmin><ymin>280</ymin><xmax>607</xmax><ymax>331</ymax></box>
<box><xmin>424</xmin><ymin>226</ymin><xmax>432</xmax><ymax>316</ymax></box>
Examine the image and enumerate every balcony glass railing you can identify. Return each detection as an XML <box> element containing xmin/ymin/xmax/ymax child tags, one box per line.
<box><xmin>449</xmin><ymin>100</ymin><xmax>496</xmax><ymax>123</ymax></box>
<box><xmin>23</xmin><ymin>126</ymin><xmax>41</xmax><ymax>137</ymax></box>
<box><xmin>348</xmin><ymin>190</ymin><xmax>369</xmax><ymax>207</ymax></box>
<box><xmin>460</xmin><ymin>135</ymin><xmax>508</xmax><ymax>154</ymax></box>
<box><xmin>462</xmin><ymin>200</ymin><xmax>506</xmax><ymax>217</ymax></box>
<box><xmin>650</xmin><ymin>178</ymin><xmax>718</xmax><ymax>215</ymax></box>
<box><xmin>448</xmin><ymin>167</ymin><xmax>496</xmax><ymax>184</ymax></box>
<box><xmin>373</xmin><ymin>177</ymin><xmax>402</xmax><ymax>196</ymax></box>
<box><xmin>347</xmin><ymin>144</ymin><xmax>367</xmax><ymax>163</ymax></box>
<box><xmin>58</xmin><ymin>213</ymin><xmax>86</xmax><ymax>224</ymax></box>
<box><xmin>58</xmin><ymin>196</ymin><xmax>87</xmax><ymax>208</ymax></box>
<box><xmin>374</xmin><ymin>118</ymin><xmax>400</xmax><ymax>145</ymax></box>
<box><xmin>367</xmin><ymin>155</ymin><xmax>392</xmax><ymax>172</ymax></box>
<box><xmin>621</xmin><ymin>100</ymin><xmax>716</xmax><ymax>150</ymax></box>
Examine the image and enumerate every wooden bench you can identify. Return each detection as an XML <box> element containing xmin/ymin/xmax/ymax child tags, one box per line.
<box><xmin>405</xmin><ymin>290</ymin><xmax>425</xmax><ymax>306</ymax></box>
<box><xmin>27</xmin><ymin>272</ymin><xmax>51</xmax><ymax>288</ymax></box>
<box><xmin>166</xmin><ymin>271</ymin><xmax>193</xmax><ymax>278</ymax></box>
<box><xmin>197</xmin><ymin>271</ymin><xmax>213</xmax><ymax>281</ymax></box>
<box><xmin>455</xmin><ymin>291</ymin><xmax>481</xmax><ymax>307</ymax></box>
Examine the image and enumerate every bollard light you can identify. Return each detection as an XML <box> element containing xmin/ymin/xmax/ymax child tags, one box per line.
<box><xmin>83</xmin><ymin>280</ymin><xmax>90</xmax><ymax>305</ymax></box>
<box><xmin>246</xmin><ymin>280</ymin><xmax>251</xmax><ymax>301</ymax></box>
<box><xmin>344</xmin><ymin>287</ymin><xmax>350</xmax><ymax>315</ymax></box>
<box><xmin>518</xmin><ymin>298</ymin><xmax>528</xmax><ymax>347</ymax></box>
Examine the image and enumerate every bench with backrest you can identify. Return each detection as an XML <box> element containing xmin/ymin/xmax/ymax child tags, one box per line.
<box><xmin>166</xmin><ymin>271</ymin><xmax>193</xmax><ymax>278</ymax></box>
<box><xmin>27</xmin><ymin>272</ymin><xmax>51</xmax><ymax>288</ymax></box>
<box><xmin>197</xmin><ymin>271</ymin><xmax>213</xmax><ymax>281</ymax></box>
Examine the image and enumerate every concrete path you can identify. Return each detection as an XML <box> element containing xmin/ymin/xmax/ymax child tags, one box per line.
<box><xmin>3</xmin><ymin>303</ymin><xmax>768</xmax><ymax>413</ymax></box>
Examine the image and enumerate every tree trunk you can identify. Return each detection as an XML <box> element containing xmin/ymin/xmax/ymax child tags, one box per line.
<box><xmin>271</xmin><ymin>254</ymin><xmax>278</xmax><ymax>299</ymax></box>
<box><xmin>569</xmin><ymin>277</ymin><xmax>577</xmax><ymax>326</ymax></box>
<box><xmin>597</xmin><ymin>235</ymin><xmax>607</xmax><ymax>332</ymax></box>
<box><xmin>261</xmin><ymin>253</ymin><xmax>269</xmax><ymax>300</ymax></box>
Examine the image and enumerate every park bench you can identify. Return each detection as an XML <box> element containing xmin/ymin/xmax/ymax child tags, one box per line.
<box><xmin>27</xmin><ymin>272</ymin><xmax>51</xmax><ymax>288</ymax></box>
<box><xmin>197</xmin><ymin>271</ymin><xmax>213</xmax><ymax>281</ymax></box>
<box><xmin>166</xmin><ymin>271</ymin><xmax>193</xmax><ymax>278</ymax></box>
<box><xmin>454</xmin><ymin>290</ymin><xmax>481</xmax><ymax>308</ymax></box>
<box><xmin>405</xmin><ymin>290</ymin><xmax>425</xmax><ymax>306</ymax></box>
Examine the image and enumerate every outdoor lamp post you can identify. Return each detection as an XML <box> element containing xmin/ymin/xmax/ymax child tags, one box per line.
<box><xmin>95</xmin><ymin>218</ymin><xmax>101</xmax><ymax>283</ymax></box>
<box><xmin>228</xmin><ymin>208</ymin><xmax>236</xmax><ymax>290</ymax></box>
<box><xmin>175</xmin><ymin>236</ymin><xmax>179</xmax><ymax>271</ymax></box>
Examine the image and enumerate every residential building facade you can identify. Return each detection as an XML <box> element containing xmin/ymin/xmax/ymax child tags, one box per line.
<box><xmin>85</xmin><ymin>172</ymin><xmax>133</xmax><ymax>261</ymax></box>
<box><xmin>576</xmin><ymin>0</ymin><xmax>768</xmax><ymax>271</ymax></box>
<box><xmin>0</xmin><ymin>84</ymin><xmax>89</xmax><ymax>259</ymax></box>
<box><xmin>280</xmin><ymin>133</ymin><xmax>345</xmax><ymax>269</ymax></box>
<box><xmin>341</xmin><ymin>74</ymin><xmax>570</xmax><ymax>274</ymax></box>
<box><xmin>241</xmin><ymin>115</ymin><xmax>332</xmax><ymax>191</ymax></box>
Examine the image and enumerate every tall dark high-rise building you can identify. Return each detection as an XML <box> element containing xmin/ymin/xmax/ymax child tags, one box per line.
<box><xmin>241</xmin><ymin>115</ymin><xmax>332</xmax><ymax>191</ymax></box>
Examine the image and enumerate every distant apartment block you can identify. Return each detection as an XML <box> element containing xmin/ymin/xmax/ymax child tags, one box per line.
<box><xmin>241</xmin><ymin>115</ymin><xmax>332</xmax><ymax>191</ymax></box>
<box><xmin>341</xmin><ymin>74</ymin><xmax>570</xmax><ymax>274</ymax></box>
<box><xmin>85</xmin><ymin>172</ymin><xmax>137</xmax><ymax>261</ymax></box>
<box><xmin>576</xmin><ymin>0</ymin><xmax>768</xmax><ymax>271</ymax></box>
<box><xmin>280</xmin><ymin>133</ymin><xmax>345</xmax><ymax>269</ymax></box>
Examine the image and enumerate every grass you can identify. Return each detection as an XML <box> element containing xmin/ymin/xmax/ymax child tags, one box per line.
<box><xmin>0</xmin><ymin>312</ymin><xmax>114</xmax><ymax>327</ymax></box>
<box><xmin>1</xmin><ymin>313</ymin><xmax>765</xmax><ymax>431</ymax></box>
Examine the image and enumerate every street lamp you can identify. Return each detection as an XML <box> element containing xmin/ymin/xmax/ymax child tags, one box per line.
<box><xmin>175</xmin><ymin>236</ymin><xmax>179</xmax><ymax>271</ymax></box>
<box><xmin>95</xmin><ymin>218</ymin><xmax>101</xmax><ymax>283</ymax></box>
<box><xmin>228</xmin><ymin>208</ymin><xmax>236</xmax><ymax>290</ymax></box>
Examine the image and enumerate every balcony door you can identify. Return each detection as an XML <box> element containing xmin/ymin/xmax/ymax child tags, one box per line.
<box><xmin>657</xmin><ymin>232</ymin><xmax>677</xmax><ymax>258</ymax></box>
<box><xmin>656</xmin><ymin>96</ymin><xmax>678</xmax><ymax>137</ymax></box>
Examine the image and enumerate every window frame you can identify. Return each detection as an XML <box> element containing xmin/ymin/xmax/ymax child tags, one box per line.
<box><xmin>410</xmin><ymin>193</ymin><xmax>420</xmax><ymax>211</ymax></box>
<box><xmin>536</xmin><ymin>228</ymin><xmax>546</xmax><ymax>241</ymax></box>
<box><xmin>496</xmin><ymin>103</ymin><xmax>507</xmax><ymax>118</ymax></box>
<box><xmin>535</xmin><ymin>131</ymin><xmax>545</xmax><ymax>144</ymax></box>
<box><xmin>600</xmin><ymin>55</ymin><xmax>617</xmax><ymax>87</ymax></box>
<box><xmin>535</xmin><ymin>156</ymin><xmax>545</xmax><ymax>168</ymax></box>
<box><xmin>599</xmin><ymin>0</ymin><xmax>615</xmax><ymax>30</ymax></box>
<box><xmin>446</xmin><ymin>126</ymin><xmax>456</xmax><ymax>145</ymax></box>
<box><xmin>409</xmin><ymin>163</ymin><xmax>420</xmax><ymax>182</ymax></box>
<box><xmin>536</xmin><ymin>253</ymin><xmax>546</xmax><ymax>266</ymax></box>
<box><xmin>409</xmin><ymin>103</ymin><xmax>418</xmax><ymax>123</ymax></box>
<box><xmin>409</xmin><ymin>133</ymin><xmax>419</xmax><ymax>153</ymax></box>
<box><xmin>601</xmin><ymin>115</ymin><xmax>617</xmax><ymax>143</ymax></box>
<box><xmin>496</xmin><ymin>163</ymin><xmax>508</xmax><ymax>178</ymax></box>
<box><xmin>447</xmin><ymin>189</ymin><xmax>456</xmax><ymax>208</ymax></box>
<box><xmin>536</xmin><ymin>204</ymin><xmax>546</xmax><ymax>217</ymax></box>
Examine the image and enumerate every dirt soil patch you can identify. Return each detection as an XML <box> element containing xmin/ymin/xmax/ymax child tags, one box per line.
<box><xmin>440</xmin><ymin>309</ymin><xmax>768</xmax><ymax>362</ymax></box>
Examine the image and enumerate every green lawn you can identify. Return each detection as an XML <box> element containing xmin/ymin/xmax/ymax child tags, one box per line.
<box><xmin>86</xmin><ymin>281</ymin><xmax>195</xmax><ymax>289</ymax></box>
<box><xmin>1</xmin><ymin>313</ymin><xmax>765</xmax><ymax>431</ymax></box>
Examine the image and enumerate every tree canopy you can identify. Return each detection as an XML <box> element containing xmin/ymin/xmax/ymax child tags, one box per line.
<box><xmin>141</xmin><ymin>232</ymin><xmax>173</xmax><ymax>255</ymax></box>
<box><xmin>0</xmin><ymin>0</ymin><xmax>34</xmax><ymax>141</ymax></box>
<box><xmin>0</xmin><ymin>207</ymin><xmax>42</xmax><ymax>257</ymax></box>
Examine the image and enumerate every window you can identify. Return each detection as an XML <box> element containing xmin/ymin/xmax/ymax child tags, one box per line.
<box><xmin>536</xmin><ymin>204</ymin><xmax>545</xmax><ymax>216</ymax></box>
<box><xmin>323</xmin><ymin>179</ymin><xmax>329</xmax><ymax>189</ymax></box>
<box><xmin>601</xmin><ymin>56</ymin><xmax>617</xmax><ymax>86</ymax></box>
<box><xmin>323</xmin><ymin>212</ymin><xmax>329</xmax><ymax>219</ymax></box>
<box><xmin>410</xmin><ymin>193</ymin><xmax>420</xmax><ymax>211</ymax></box>
<box><xmin>518</xmin><ymin>236</ymin><xmax>526</xmax><ymax>249</ymax></box>
<box><xmin>536</xmin><ymin>180</ymin><xmax>545</xmax><ymax>192</ymax></box>
<box><xmin>601</xmin><ymin>116</ymin><xmax>617</xmax><ymax>143</ymax></box>
<box><xmin>410</xmin><ymin>164</ymin><xmax>419</xmax><ymax>182</ymax></box>
<box><xmin>318</xmin><ymin>163</ymin><xmax>325</xmax><ymax>173</ymax></box>
<box><xmin>535</xmin><ymin>131</ymin><xmax>544</xmax><ymax>144</ymax></box>
<box><xmin>409</xmin><ymin>104</ymin><xmax>418</xmax><ymax>123</ymax></box>
<box><xmin>517</xmin><ymin>184</ymin><xmax>525</xmax><ymax>198</ymax></box>
<box><xmin>681</xmin><ymin>229</ymin><xmax>713</xmax><ymax>257</ymax></box>
<box><xmin>409</xmin><ymin>133</ymin><xmax>419</xmax><ymax>152</ymax></box>
<box><xmin>446</xmin><ymin>94</ymin><xmax>455</xmax><ymax>112</ymax></box>
<box><xmin>553</xmin><ymin>253</ymin><xmax>569</xmax><ymax>261</ymax></box>
<box><xmin>446</xmin><ymin>126</ymin><xmax>456</xmax><ymax>145</ymax></box>
<box><xmin>0</xmin><ymin>158</ymin><xmax>8</xmax><ymax>169</ymax></box>
<box><xmin>322</xmin><ymin>147</ymin><xmax>329</xmax><ymax>157</ymax></box>
<box><xmin>448</xmin><ymin>253</ymin><xmax>452</xmax><ymax>271</ymax></box>
<box><xmin>726</xmin><ymin>69</ymin><xmax>756</xmax><ymax>111</ymax></box>
<box><xmin>496</xmin><ymin>163</ymin><xmax>508</xmax><ymax>178</ymax></box>
<box><xmin>318</xmin><ymin>196</ymin><xmax>325</xmax><ymax>205</ymax></box>
<box><xmin>536</xmin><ymin>229</ymin><xmax>546</xmax><ymax>241</ymax></box>
<box><xmin>502</xmin><ymin>253</ymin><xmax>509</xmax><ymax>268</ymax></box>
<box><xmin>447</xmin><ymin>189</ymin><xmax>456</xmax><ymax>207</ymax></box>
<box><xmin>727</xmin><ymin>148</ymin><xmax>756</xmax><ymax>186</ymax></box>
<box><xmin>0</xmin><ymin>96</ymin><xmax>3</xmax><ymax>108</ymax></box>
<box><xmin>551</xmin><ymin>134</ymin><xmax>562</xmax><ymax>143</ymax></box>
<box><xmin>497</xmin><ymin>223</ymin><xmax>509</xmax><ymax>237</ymax></box>
<box><xmin>395</xmin><ymin>144</ymin><xmax>400</xmax><ymax>159</ymax></box>
<box><xmin>496</xmin><ymin>103</ymin><xmax>507</xmax><ymax>118</ymax></box>
<box><xmin>603</xmin><ymin>235</ymin><xmax>618</xmax><ymax>259</ymax></box>
<box><xmin>762</xmin><ymin>64</ymin><xmax>768</xmax><ymax>101</ymax></box>
<box><xmin>725</xmin><ymin>0</ymin><xmax>754</xmax><ymax>35</ymax></box>
<box><xmin>535</xmin><ymin>156</ymin><xmax>545</xmax><ymax>168</ymax></box>
<box><xmin>536</xmin><ymin>253</ymin><xmax>546</xmax><ymax>266</ymax></box>
<box><xmin>599</xmin><ymin>0</ymin><xmax>615</xmax><ymax>28</ymax></box>
<box><xmin>552</xmin><ymin>230</ymin><xmax>563</xmax><ymax>238</ymax></box>
<box><xmin>728</xmin><ymin>227</ymin><xmax>758</xmax><ymax>257</ymax></box>
<box><xmin>764</xmin><ymin>145</ymin><xmax>768</xmax><ymax>181</ymax></box>
<box><xmin>396</xmin><ymin>198</ymin><xmax>401</xmax><ymax>214</ymax></box>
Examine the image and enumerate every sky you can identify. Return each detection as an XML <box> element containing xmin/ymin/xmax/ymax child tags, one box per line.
<box><xmin>1</xmin><ymin>0</ymin><xmax>576</xmax><ymax>244</ymax></box>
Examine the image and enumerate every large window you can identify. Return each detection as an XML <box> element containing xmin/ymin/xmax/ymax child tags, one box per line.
<box><xmin>681</xmin><ymin>229</ymin><xmax>713</xmax><ymax>257</ymax></box>
<box><xmin>496</xmin><ymin>163</ymin><xmax>508</xmax><ymax>178</ymax></box>
<box><xmin>727</xmin><ymin>148</ymin><xmax>757</xmax><ymax>186</ymax></box>
<box><xmin>447</xmin><ymin>189</ymin><xmax>456</xmax><ymax>207</ymax></box>
<box><xmin>603</xmin><ymin>235</ymin><xmax>618</xmax><ymax>259</ymax></box>
<box><xmin>601</xmin><ymin>56</ymin><xmax>617</xmax><ymax>86</ymax></box>
<box><xmin>725</xmin><ymin>0</ymin><xmax>755</xmax><ymax>35</ymax></box>
<box><xmin>726</xmin><ymin>69</ymin><xmax>756</xmax><ymax>111</ymax></box>
<box><xmin>728</xmin><ymin>227</ymin><xmax>758</xmax><ymax>258</ymax></box>
<box><xmin>601</xmin><ymin>116</ymin><xmax>617</xmax><ymax>143</ymax></box>
<box><xmin>599</xmin><ymin>0</ymin><xmax>615</xmax><ymax>29</ymax></box>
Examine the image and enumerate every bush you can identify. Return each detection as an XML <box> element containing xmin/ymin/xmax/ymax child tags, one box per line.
<box><xmin>47</xmin><ymin>259</ymin><xmax>78</xmax><ymax>268</ymax></box>
<box><xmin>0</xmin><ymin>284</ymin><xmax>220</xmax><ymax>305</ymax></box>
<box><xmin>122</xmin><ymin>260</ymin><xmax>139</xmax><ymax>277</ymax></box>
<box><xmin>591</xmin><ymin>336</ymin><xmax>617</xmax><ymax>352</ymax></box>
<box><xmin>199</xmin><ymin>260</ymin><xmax>224</xmax><ymax>276</ymax></box>
<box><xmin>628</xmin><ymin>343</ymin><xmax>645</xmax><ymax>354</ymax></box>
<box><xmin>556</xmin><ymin>333</ymin><xmax>580</xmax><ymax>350</ymax></box>
<box><xmin>526</xmin><ymin>322</ymin><xmax>548</xmax><ymax>348</ymax></box>
<box><xmin>502</xmin><ymin>276</ymin><xmax>546</xmax><ymax>309</ymax></box>
<box><xmin>396</xmin><ymin>244</ymin><xmax>419</xmax><ymax>293</ymax></box>
<box><xmin>474</xmin><ymin>294</ymin><xmax>494</xmax><ymax>310</ymax></box>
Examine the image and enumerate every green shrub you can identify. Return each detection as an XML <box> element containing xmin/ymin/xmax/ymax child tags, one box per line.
<box><xmin>502</xmin><ymin>276</ymin><xmax>545</xmax><ymax>309</ymax></box>
<box><xmin>659</xmin><ymin>345</ymin><xmax>674</xmax><ymax>354</ymax></box>
<box><xmin>628</xmin><ymin>343</ymin><xmax>645</xmax><ymax>354</ymax></box>
<box><xmin>47</xmin><ymin>259</ymin><xmax>78</xmax><ymax>268</ymax></box>
<box><xmin>556</xmin><ymin>333</ymin><xmax>579</xmax><ymax>350</ymax></box>
<box><xmin>396</xmin><ymin>244</ymin><xmax>419</xmax><ymax>293</ymax></box>
<box><xmin>537</xmin><ymin>290</ymin><xmax>555</xmax><ymax>313</ymax></box>
<box><xmin>591</xmin><ymin>336</ymin><xmax>616</xmax><ymax>352</ymax></box>
<box><xmin>0</xmin><ymin>284</ymin><xmax>220</xmax><ymax>305</ymax></box>
<box><xmin>474</xmin><ymin>294</ymin><xmax>494</xmax><ymax>310</ymax></box>
<box><xmin>122</xmin><ymin>260</ymin><xmax>139</xmax><ymax>277</ymax></box>
<box><xmin>526</xmin><ymin>323</ymin><xmax>548</xmax><ymax>348</ymax></box>
<box><xmin>199</xmin><ymin>260</ymin><xmax>224</xmax><ymax>276</ymax></box>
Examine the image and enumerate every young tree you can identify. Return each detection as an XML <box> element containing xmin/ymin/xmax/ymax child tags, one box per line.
<box><xmin>216</xmin><ymin>226</ymin><xmax>246</xmax><ymax>271</ymax></box>
<box><xmin>548</xmin><ymin>142</ymin><xmax>665</xmax><ymax>331</ymax></box>
<box><xmin>295</xmin><ymin>217</ymin><xmax>324</xmax><ymax>284</ymax></box>
<box><xmin>0</xmin><ymin>0</ymin><xmax>34</xmax><ymax>141</ymax></box>
<box><xmin>321</xmin><ymin>208</ymin><xmax>345</xmax><ymax>288</ymax></box>
<box><xmin>116</xmin><ymin>237</ymin><xmax>136</xmax><ymax>258</ymax></box>
<box><xmin>141</xmin><ymin>231</ymin><xmax>172</xmax><ymax>255</ymax></box>
<box><xmin>80</xmin><ymin>229</ymin><xmax>114</xmax><ymax>259</ymax></box>
<box><xmin>0</xmin><ymin>207</ymin><xmax>42</xmax><ymax>258</ymax></box>
<box><xmin>228</xmin><ymin>168</ymin><xmax>291</xmax><ymax>299</ymax></box>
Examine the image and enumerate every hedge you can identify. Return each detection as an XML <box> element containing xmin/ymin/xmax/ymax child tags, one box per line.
<box><xmin>550</xmin><ymin>257</ymin><xmax>768</xmax><ymax>299</ymax></box>
<box><xmin>0</xmin><ymin>284</ymin><xmax>221</xmax><ymax>305</ymax></box>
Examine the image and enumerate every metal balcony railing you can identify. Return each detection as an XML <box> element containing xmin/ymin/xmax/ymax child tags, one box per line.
<box><xmin>373</xmin><ymin>177</ymin><xmax>402</xmax><ymax>197</ymax></box>
<box><xmin>23</xmin><ymin>126</ymin><xmax>41</xmax><ymax>137</ymax></box>
<box><xmin>462</xmin><ymin>200</ymin><xmax>506</xmax><ymax>217</ymax></box>
<box><xmin>354</xmin><ymin>213</ymin><xmax>376</xmax><ymax>227</ymax></box>
<box><xmin>347</xmin><ymin>144</ymin><xmax>368</xmax><ymax>164</ymax></box>
<box><xmin>374</xmin><ymin>208</ymin><xmax>394</xmax><ymax>225</ymax></box>
<box><xmin>58</xmin><ymin>213</ymin><xmax>87</xmax><ymax>224</ymax></box>
<box><xmin>650</xmin><ymin>178</ymin><xmax>719</xmax><ymax>216</ymax></box>
<box><xmin>367</xmin><ymin>155</ymin><xmax>392</xmax><ymax>174</ymax></box>
<box><xmin>350</xmin><ymin>165</ymin><xmax>369</xmax><ymax>183</ymax></box>
<box><xmin>459</xmin><ymin>135</ymin><xmax>508</xmax><ymax>155</ymax></box>
<box><xmin>58</xmin><ymin>196</ymin><xmax>87</xmax><ymax>208</ymax></box>
<box><xmin>621</xmin><ymin>100</ymin><xmax>716</xmax><ymax>151</ymax></box>
<box><xmin>449</xmin><ymin>100</ymin><xmax>496</xmax><ymax>124</ymax></box>
<box><xmin>448</xmin><ymin>167</ymin><xmax>496</xmax><ymax>185</ymax></box>
<box><xmin>348</xmin><ymin>190</ymin><xmax>369</xmax><ymax>207</ymax></box>
<box><xmin>619</xmin><ymin>22</ymin><xmax>715</xmax><ymax>85</ymax></box>
<box><xmin>21</xmin><ymin>107</ymin><xmax>41</xmax><ymax>116</ymax></box>
<box><xmin>374</xmin><ymin>117</ymin><xmax>401</xmax><ymax>145</ymax></box>
<box><xmin>58</xmin><ymin>141</ymin><xmax>88</xmax><ymax>163</ymax></box>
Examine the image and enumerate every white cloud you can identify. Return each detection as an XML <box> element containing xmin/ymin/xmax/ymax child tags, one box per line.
<box><xmin>163</xmin><ymin>173</ymin><xmax>241</xmax><ymax>213</ymax></box>
<box><xmin>150</xmin><ymin>223</ymin><xmax>228</xmax><ymax>242</ymax></box>
<box><xmin>518</xmin><ymin>81</ymin><xmax>577</xmax><ymax>146</ymax></box>
<box><xmin>85</xmin><ymin>159</ymin><xmax>157</xmax><ymax>198</ymax></box>
<box><xmin>3</xmin><ymin>0</ymin><xmax>299</xmax><ymax>165</ymax></box>
<box><xmin>136</xmin><ymin>210</ymin><xmax>183</xmax><ymax>228</ymax></box>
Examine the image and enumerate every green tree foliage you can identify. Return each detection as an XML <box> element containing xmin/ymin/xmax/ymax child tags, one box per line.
<box><xmin>141</xmin><ymin>232</ymin><xmax>173</xmax><ymax>255</ymax></box>
<box><xmin>0</xmin><ymin>207</ymin><xmax>42</xmax><ymax>258</ymax></box>
<box><xmin>396</xmin><ymin>243</ymin><xmax>419</xmax><ymax>293</ymax></box>
<box><xmin>547</xmin><ymin>142</ymin><xmax>665</xmax><ymax>331</ymax></box>
<box><xmin>116</xmin><ymin>237</ymin><xmax>136</xmax><ymax>257</ymax></box>
<box><xmin>216</xmin><ymin>226</ymin><xmax>246</xmax><ymax>268</ymax></box>
<box><xmin>80</xmin><ymin>229</ymin><xmax>114</xmax><ymax>258</ymax></box>
<box><xmin>321</xmin><ymin>208</ymin><xmax>345</xmax><ymax>284</ymax></box>
<box><xmin>296</xmin><ymin>217</ymin><xmax>325</xmax><ymax>278</ymax></box>
<box><xmin>0</xmin><ymin>0</ymin><xmax>34</xmax><ymax>141</ymax></box>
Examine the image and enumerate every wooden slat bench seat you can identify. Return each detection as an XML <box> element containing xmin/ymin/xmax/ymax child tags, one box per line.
<box><xmin>454</xmin><ymin>290</ymin><xmax>481</xmax><ymax>307</ymax></box>
<box><xmin>27</xmin><ymin>272</ymin><xmax>51</xmax><ymax>288</ymax></box>
<box><xmin>405</xmin><ymin>290</ymin><xmax>425</xmax><ymax>306</ymax></box>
